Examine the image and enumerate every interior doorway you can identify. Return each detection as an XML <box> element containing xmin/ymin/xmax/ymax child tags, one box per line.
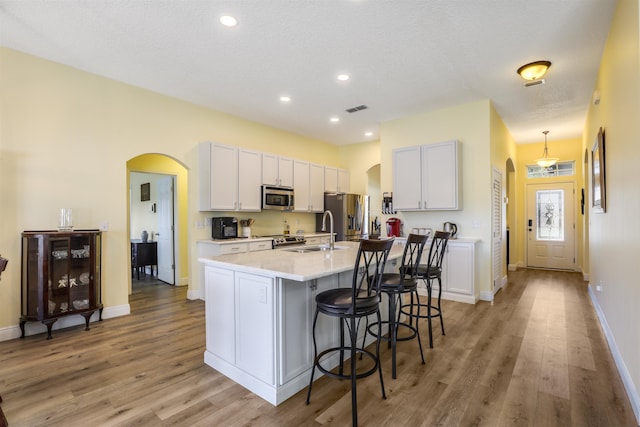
<box><xmin>127</xmin><ymin>153</ymin><xmax>189</xmax><ymax>294</ymax></box>
<box><xmin>526</xmin><ymin>182</ymin><xmax>576</xmax><ymax>270</ymax></box>
<box><xmin>130</xmin><ymin>172</ymin><xmax>175</xmax><ymax>285</ymax></box>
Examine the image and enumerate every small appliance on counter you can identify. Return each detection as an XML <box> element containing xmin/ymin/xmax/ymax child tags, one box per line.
<box><xmin>212</xmin><ymin>217</ymin><xmax>238</xmax><ymax>239</ymax></box>
<box><xmin>386</xmin><ymin>217</ymin><xmax>403</xmax><ymax>237</ymax></box>
<box><xmin>443</xmin><ymin>222</ymin><xmax>458</xmax><ymax>239</ymax></box>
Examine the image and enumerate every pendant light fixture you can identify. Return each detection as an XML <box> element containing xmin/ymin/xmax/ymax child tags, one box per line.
<box><xmin>536</xmin><ymin>130</ymin><xmax>559</xmax><ymax>168</ymax></box>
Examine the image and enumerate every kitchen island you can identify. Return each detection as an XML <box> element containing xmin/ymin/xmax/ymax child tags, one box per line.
<box><xmin>198</xmin><ymin>240</ymin><xmax>403</xmax><ymax>405</ymax></box>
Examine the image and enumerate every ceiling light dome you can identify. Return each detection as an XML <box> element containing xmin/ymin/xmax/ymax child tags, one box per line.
<box><xmin>220</xmin><ymin>15</ymin><xmax>238</xmax><ymax>27</ymax></box>
<box><xmin>517</xmin><ymin>60</ymin><xmax>551</xmax><ymax>81</ymax></box>
<box><xmin>535</xmin><ymin>130</ymin><xmax>559</xmax><ymax>168</ymax></box>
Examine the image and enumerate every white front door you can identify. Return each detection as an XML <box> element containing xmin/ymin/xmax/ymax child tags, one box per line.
<box><xmin>157</xmin><ymin>175</ymin><xmax>175</xmax><ymax>284</ymax></box>
<box><xmin>526</xmin><ymin>182</ymin><xmax>576</xmax><ymax>270</ymax></box>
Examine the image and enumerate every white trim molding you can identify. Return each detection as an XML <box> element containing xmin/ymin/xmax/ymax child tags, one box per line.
<box><xmin>589</xmin><ymin>284</ymin><xmax>640</xmax><ymax>425</ymax></box>
<box><xmin>0</xmin><ymin>304</ymin><xmax>130</xmax><ymax>341</ymax></box>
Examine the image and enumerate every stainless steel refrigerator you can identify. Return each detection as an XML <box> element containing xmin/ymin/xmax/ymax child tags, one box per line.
<box><xmin>316</xmin><ymin>193</ymin><xmax>370</xmax><ymax>242</ymax></box>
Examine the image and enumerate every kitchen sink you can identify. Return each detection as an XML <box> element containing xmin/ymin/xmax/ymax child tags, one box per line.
<box><xmin>282</xmin><ymin>245</ymin><xmax>347</xmax><ymax>253</ymax></box>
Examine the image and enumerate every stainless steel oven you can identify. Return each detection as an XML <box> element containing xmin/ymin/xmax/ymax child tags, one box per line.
<box><xmin>262</xmin><ymin>185</ymin><xmax>294</xmax><ymax>211</ymax></box>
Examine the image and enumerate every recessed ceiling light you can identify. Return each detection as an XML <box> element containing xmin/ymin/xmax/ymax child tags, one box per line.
<box><xmin>330</xmin><ymin>117</ymin><xmax>340</xmax><ymax>123</ymax></box>
<box><xmin>364</xmin><ymin>131</ymin><xmax>373</xmax><ymax>137</ymax></box>
<box><xmin>279</xmin><ymin>96</ymin><xmax>291</xmax><ymax>103</ymax></box>
<box><xmin>220</xmin><ymin>15</ymin><xmax>238</xmax><ymax>27</ymax></box>
<box><xmin>337</xmin><ymin>74</ymin><xmax>350</xmax><ymax>81</ymax></box>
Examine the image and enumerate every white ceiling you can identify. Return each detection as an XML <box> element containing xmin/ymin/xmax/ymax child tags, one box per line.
<box><xmin>0</xmin><ymin>0</ymin><xmax>617</xmax><ymax>145</ymax></box>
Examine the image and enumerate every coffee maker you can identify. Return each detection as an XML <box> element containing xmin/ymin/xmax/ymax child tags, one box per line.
<box><xmin>386</xmin><ymin>217</ymin><xmax>402</xmax><ymax>237</ymax></box>
<box><xmin>212</xmin><ymin>217</ymin><xmax>238</xmax><ymax>239</ymax></box>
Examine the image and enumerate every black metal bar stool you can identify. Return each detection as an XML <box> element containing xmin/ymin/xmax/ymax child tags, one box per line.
<box><xmin>364</xmin><ymin>233</ymin><xmax>429</xmax><ymax>379</ymax></box>
<box><xmin>400</xmin><ymin>231</ymin><xmax>451</xmax><ymax>349</ymax></box>
<box><xmin>306</xmin><ymin>239</ymin><xmax>394</xmax><ymax>427</ymax></box>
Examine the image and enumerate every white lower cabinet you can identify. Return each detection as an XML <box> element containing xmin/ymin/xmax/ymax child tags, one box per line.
<box><xmin>205</xmin><ymin>267</ymin><xmax>236</xmax><ymax>364</ymax></box>
<box><xmin>442</xmin><ymin>241</ymin><xmax>475</xmax><ymax>297</ymax></box>
<box><xmin>235</xmin><ymin>272</ymin><xmax>275</xmax><ymax>385</ymax></box>
<box><xmin>422</xmin><ymin>239</ymin><xmax>477</xmax><ymax>304</ymax></box>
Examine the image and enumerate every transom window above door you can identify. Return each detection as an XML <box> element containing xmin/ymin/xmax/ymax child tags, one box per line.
<box><xmin>527</xmin><ymin>161</ymin><xmax>575</xmax><ymax>178</ymax></box>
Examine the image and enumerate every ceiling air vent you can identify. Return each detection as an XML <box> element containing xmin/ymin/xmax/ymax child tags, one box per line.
<box><xmin>524</xmin><ymin>79</ymin><xmax>545</xmax><ymax>88</ymax></box>
<box><xmin>345</xmin><ymin>104</ymin><xmax>368</xmax><ymax>113</ymax></box>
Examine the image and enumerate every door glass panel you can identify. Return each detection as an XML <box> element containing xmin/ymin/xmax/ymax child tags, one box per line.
<box><xmin>536</xmin><ymin>189</ymin><xmax>564</xmax><ymax>241</ymax></box>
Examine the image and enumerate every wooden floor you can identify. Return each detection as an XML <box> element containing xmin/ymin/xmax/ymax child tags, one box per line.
<box><xmin>0</xmin><ymin>270</ymin><xmax>637</xmax><ymax>426</ymax></box>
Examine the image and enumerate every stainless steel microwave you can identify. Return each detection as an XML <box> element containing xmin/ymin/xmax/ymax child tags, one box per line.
<box><xmin>262</xmin><ymin>185</ymin><xmax>294</xmax><ymax>211</ymax></box>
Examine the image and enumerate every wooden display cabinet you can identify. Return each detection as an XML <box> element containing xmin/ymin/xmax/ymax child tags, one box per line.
<box><xmin>20</xmin><ymin>230</ymin><xmax>103</xmax><ymax>339</ymax></box>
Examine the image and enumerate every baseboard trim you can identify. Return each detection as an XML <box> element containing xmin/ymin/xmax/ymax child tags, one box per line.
<box><xmin>0</xmin><ymin>304</ymin><xmax>130</xmax><ymax>341</ymax></box>
<box><xmin>187</xmin><ymin>289</ymin><xmax>203</xmax><ymax>301</ymax></box>
<box><xmin>588</xmin><ymin>284</ymin><xmax>640</xmax><ymax>425</ymax></box>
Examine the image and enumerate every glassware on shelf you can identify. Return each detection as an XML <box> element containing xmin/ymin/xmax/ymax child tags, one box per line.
<box><xmin>58</xmin><ymin>208</ymin><xmax>73</xmax><ymax>232</ymax></box>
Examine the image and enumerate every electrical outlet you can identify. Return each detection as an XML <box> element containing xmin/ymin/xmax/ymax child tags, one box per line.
<box><xmin>596</xmin><ymin>280</ymin><xmax>604</xmax><ymax>292</ymax></box>
<box><xmin>205</xmin><ymin>217</ymin><xmax>212</xmax><ymax>226</ymax></box>
<box><xmin>100</xmin><ymin>222</ymin><xmax>108</xmax><ymax>231</ymax></box>
<box><xmin>258</xmin><ymin>286</ymin><xmax>267</xmax><ymax>304</ymax></box>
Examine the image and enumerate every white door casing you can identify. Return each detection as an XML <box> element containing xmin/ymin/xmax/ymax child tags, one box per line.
<box><xmin>492</xmin><ymin>169</ymin><xmax>503</xmax><ymax>293</ymax></box>
<box><xmin>157</xmin><ymin>175</ymin><xmax>175</xmax><ymax>284</ymax></box>
<box><xmin>526</xmin><ymin>182</ymin><xmax>576</xmax><ymax>270</ymax></box>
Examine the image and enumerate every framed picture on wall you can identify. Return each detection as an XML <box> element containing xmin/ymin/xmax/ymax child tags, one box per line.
<box><xmin>141</xmin><ymin>182</ymin><xmax>151</xmax><ymax>202</ymax></box>
<box><xmin>591</xmin><ymin>127</ymin><xmax>606</xmax><ymax>213</ymax></box>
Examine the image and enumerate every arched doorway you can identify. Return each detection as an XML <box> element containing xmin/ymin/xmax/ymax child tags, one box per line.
<box><xmin>127</xmin><ymin>154</ymin><xmax>189</xmax><ymax>293</ymax></box>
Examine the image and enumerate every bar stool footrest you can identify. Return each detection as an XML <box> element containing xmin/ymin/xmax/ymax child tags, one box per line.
<box><xmin>367</xmin><ymin>320</ymin><xmax>419</xmax><ymax>343</ymax></box>
<box><xmin>315</xmin><ymin>346</ymin><xmax>380</xmax><ymax>380</ymax></box>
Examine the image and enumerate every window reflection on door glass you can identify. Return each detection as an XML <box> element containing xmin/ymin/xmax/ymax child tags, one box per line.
<box><xmin>536</xmin><ymin>190</ymin><xmax>564</xmax><ymax>241</ymax></box>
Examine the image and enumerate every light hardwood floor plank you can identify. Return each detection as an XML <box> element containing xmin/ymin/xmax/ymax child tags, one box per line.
<box><xmin>0</xmin><ymin>270</ymin><xmax>637</xmax><ymax>427</ymax></box>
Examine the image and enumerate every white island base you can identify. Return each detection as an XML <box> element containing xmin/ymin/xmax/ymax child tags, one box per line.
<box><xmin>199</xmin><ymin>241</ymin><xmax>402</xmax><ymax>405</ymax></box>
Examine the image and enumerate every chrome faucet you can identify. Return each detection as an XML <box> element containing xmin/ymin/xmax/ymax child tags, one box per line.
<box><xmin>321</xmin><ymin>210</ymin><xmax>334</xmax><ymax>250</ymax></box>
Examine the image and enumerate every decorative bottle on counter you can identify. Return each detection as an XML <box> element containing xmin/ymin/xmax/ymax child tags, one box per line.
<box><xmin>141</xmin><ymin>230</ymin><xmax>148</xmax><ymax>242</ymax></box>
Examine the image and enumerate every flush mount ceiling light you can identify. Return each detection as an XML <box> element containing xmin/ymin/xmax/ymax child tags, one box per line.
<box><xmin>337</xmin><ymin>74</ymin><xmax>350</xmax><ymax>81</ymax></box>
<box><xmin>330</xmin><ymin>117</ymin><xmax>340</xmax><ymax>123</ymax></box>
<box><xmin>279</xmin><ymin>96</ymin><xmax>291</xmax><ymax>103</ymax></box>
<box><xmin>517</xmin><ymin>60</ymin><xmax>551</xmax><ymax>81</ymax></box>
<box><xmin>536</xmin><ymin>130</ymin><xmax>559</xmax><ymax>168</ymax></box>
<box><xmin>219</xmin><ymin>15</ymin><xmax>238</xmax><ymax>27</ymax></box>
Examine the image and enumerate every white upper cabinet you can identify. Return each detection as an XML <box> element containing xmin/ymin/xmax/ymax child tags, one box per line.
<box><xmin>309</xmin><ymin>163</ymin><xmax>325</xmax><ymax>211</ymax></box>
<box><xmin>237</xmin><ymin>148</ymin><xmax>263</xmax><ymax>211</ymax></box>
<box><xmin>392</xmin><ymin>140</ymin><xmax>461</xmax><ymax>211</ymax></box>
<box><xmin>293</xmin><ymin>160</ymin><xmax>325</xmax><ymax>212</ymax></box>
<box><xmin>324</xmin><ymin>166</ymin><xmax>350</xmax><ymax>193</ymax></box>
<box><xmin>262</xmin><ymin>153</ymin><xmax>294</xmax><ymax>187</ymax></box>
<box><xmin>199</xmin><ymin>142</ymin><xmax>262</xmax><ymax>211</ymax></box>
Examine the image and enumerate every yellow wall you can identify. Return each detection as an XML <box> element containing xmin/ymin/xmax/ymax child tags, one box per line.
<box><xmin>490</xmin><ymin>102</ymin><xmax>518</xmax><ymax>282</ymax></box>
<box><xmin>582</xmin><ymin>0</ymin><xmax>640</xmax><ymax>417</ymax></box>
<box><xmin>514</xmin><ymin>138</ymin><xmax>584</xmax><ymax>270</ymax></box>
<box><xmin>338</xmin><ymin>140</ymin><xmax>381</xmax><ymax>195</ymax></box>
<box><xmin>380</xmin><ymin>100</ymin><xmax>495</xmax><ymax>297</ymax></box>
<box><xmin>0</xmin><ymin>47</ymin><xmax>339</xmax><ymax>332</ymax></box>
